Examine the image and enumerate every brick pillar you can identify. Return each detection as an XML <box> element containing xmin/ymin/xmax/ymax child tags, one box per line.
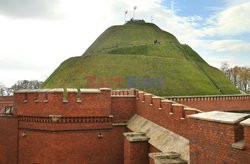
<box><xmin>123</xmin><ymin>132</ymin><xmax>149</xmax><ymax>164</ymax></box>
<box><xmin>240</xmin><ymin>118</ymin><xmax>250</xmax><ymax>149</ymax></box>
<box><xmin>149</xmin><ymin>152</ymin><xmax>187</xmax><ymax>164</ymax></box>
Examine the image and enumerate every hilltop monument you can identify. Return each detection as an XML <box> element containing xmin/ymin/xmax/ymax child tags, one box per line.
<box><xmin>42</xmin><ymin>21</ymin><xmax>239</xmax><ymax>96</ymax></box>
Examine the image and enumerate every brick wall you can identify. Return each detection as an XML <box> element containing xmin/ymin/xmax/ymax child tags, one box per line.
<box><xmin>2</xmin><ymin>89</ymin><xmax>250</xmax><ymax>163</ymax></box>
<box><xmin>0</xmin><ymin>96</ymin><xmax>13</xmax><ymax>112</ymax></box>
<box><xmin>189</xmin><ymin>118</ymin><xmax>250</xmax><ymax>163</ymax></box>
<box><xmin>135</xmin><ymin>91</ymin><xmax>199</xmax><ymax>139</ymax></box>
<box><xmin>111</xmin><ymin>96</ymin><xmax>136</xmax><ymax>123</ymax></box>
<box><xmin>8</xmin><ymin>88</ymin><xmax>136</xmax><ymax>163</ymax></box>
<box><xmin>14</xmin><ymin>89</ymin><xmax>111</xmax><ymax>116</ymax></box>
<box><xmin>0</xmin><ymin>116</ymin><xmax>18</xmax><ymax>164</ymax></box>
<box><xmin>18</xmin><ymin>126</ymin><xmax>126</xmax><ymax>164</ymax></box>
<box><xmin>168</xmin><ymin>95</ymin><xmax>250</xmax><ymax>112</ymax></box>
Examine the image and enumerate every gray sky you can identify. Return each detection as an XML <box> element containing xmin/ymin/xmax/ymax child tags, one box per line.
<box><xmin>0</xmin><ymin>0</ymin><xmax>250</xmax><ymax>87</ymax></box>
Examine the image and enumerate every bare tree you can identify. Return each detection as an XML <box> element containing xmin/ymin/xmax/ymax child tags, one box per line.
<box><xmin>221</xmin><ymin>62</ymin><xmax>231</xmax><ymax>80</ymax></box>
<box><xmin>220</xmin><ymin>63</ymin><xmax>250</xmax><ymax>91</ymax></box>
<box><xmin>0</xmin><ymin>80</ymin><xmax>43</xmax><ymax>96</ymax></box>
<box><xmin>11</xmin><ymin>80</ymin><xmax>43</xmax><ymax>91</ymax></box>
<box><xmin>0</xmin><ymin>82</ymin><xmax>6</xmax><ymax>96</ymax></box>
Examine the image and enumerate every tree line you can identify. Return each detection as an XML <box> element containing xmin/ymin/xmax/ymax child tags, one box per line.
<box><xmin>221</xmin><ymin>62</ymin><xmax>250</xmax><ymax>92</ymax></box>
<box><xmin>0</xmin><ymin>80</ymin><xmax>43</xmax><ymax>96</ymax></box>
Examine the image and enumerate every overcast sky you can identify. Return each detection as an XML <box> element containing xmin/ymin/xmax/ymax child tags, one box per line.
<box><xmin>0</xmin><ymin>0</ymin><xmax>250</xmax><ymax>87</ymax></box>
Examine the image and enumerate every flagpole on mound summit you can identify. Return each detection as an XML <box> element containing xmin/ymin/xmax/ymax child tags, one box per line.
<box><xmin>125</xmin><ymin>10</ymin><xmax>128</xmax><ymax>22</ymax></box>
<box><xmin>133</xmin><ymin>6</ymin><xmax>137</xmax><ymax>20</ymax></box>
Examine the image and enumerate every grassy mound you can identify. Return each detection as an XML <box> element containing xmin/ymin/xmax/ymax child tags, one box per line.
<box><xmin>42</xmin><ymin>21</ymin><xmax>239</xmax><ymax>96</ymax></box>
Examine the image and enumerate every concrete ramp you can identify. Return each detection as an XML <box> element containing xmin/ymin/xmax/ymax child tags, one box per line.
<box><xmin>127</xmin><ymin>114</ymin><xmax>189</xmax><ymax>162</ymax></box>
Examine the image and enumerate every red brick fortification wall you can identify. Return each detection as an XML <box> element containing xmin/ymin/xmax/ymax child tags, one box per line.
<box><xmin>111</xmin><ymin>90</ymin><xmax>136</xmax><ymax>123</ymax></box>
<box><xmin>134</xmin><ymin>90</ymin><xmax>200</xmax><ymax>139</ymax></box>
<box><xmin>12</xmin><ymin>88</ymin><xmax>134</xmax><ymax>164</ymax></box>
<box><xmin>14</xmin><ymin>88</ymin><xmax>111</xmax><ymax>116</ymax></box>
<box><xmin>188</xmin><ymin>111</ymin><xmax>250</xmax><ymax>163</ymax></box>
<box><xmin>18</xmin><ymin>126</ymin><xmax>126</xmax><ymax>164</ymax></box>
<box><xmin>167</xmin><ymin>95</ymin><xmax>250</xmax><ymax>112</ymax></box>
<box><xmin>123</xmin><ymin>132</ymin><xmax>149</xmax><ymax>164</ymax></box>
<box><xmin>0</xmin><ymin>96</ymin><xmax>13</xmax><ymax>111</ymax></box>
<box><xmin>0</xmin><ymin>116</ymin><xmax>18</xmax><ymax>164</ymax></box>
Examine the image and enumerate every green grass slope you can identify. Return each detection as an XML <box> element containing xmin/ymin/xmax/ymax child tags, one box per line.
<box><xmin>42</xmin><ymin>21</ymin><xmax>239</xmax><ymax>96</ymax></box>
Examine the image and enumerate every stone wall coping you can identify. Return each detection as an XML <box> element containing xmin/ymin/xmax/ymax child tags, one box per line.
<box><xmin>184</xmin><ymin>107</ymin><xmax>203</xmax><ymax>113</ymax></box>
<box><xmin>165</xmin><ymin>94</ymin><xmax>250</xmax><ymax>99</ymax></box>
<box><xmin>240</xmin><ymin>118</ymin><xmax>250</xmax><ymax>126</ymax></box>
<box><xmin>100</xmin><ymin>88</ymin><xmax>112</xmax><ymax>91</ymax></box>
<box><xmin>66</xmin><ymin>88</ymin><xmax>78</xmax><ymax>93</ymax></box>
<box><xmin>112</xmin><ymin>122</ymin><xmax>128</xmax><ymax>126</ymax></box>
<box><xmin>152</xmin><ymin>96</ymin><xmax>161</xmax><ymax>99</ymax></box>
<box><xmin>187</xmin><ymin>111</ymin><xmax>250</xmax><ymax>124</ymax></box>
<box><xmin>80</xmin><ymin>89</ymin><xmax>101</xmax><ymax>93</ymax></box>
<box><xmin>149</xmin><ymin>152</ymin><xmax>187</xmax><ymax>164</ymax></box>
<box><xmin>15</xmin><ymin>89</ymin><xmax>64</xmax><ymax>93</ymax></box>
<box><xmin>123</xmin><ymin>132</ymin><xmax>145</xmax><ymax>137</ymax></box>
<box><xmin>149</xmin><ymin>152</ymin><xmax>180</xmax><ymax>159</ymax></box>
<box><xmin>47</xmin><ymin>88</ymin><xmax>64</xmax><ymax>93</ymax></box>
<box><xmin>111</xmin><ymin>95</ymin><xmax>136</xmax><ymax>98</ymax></box>
<box><xmin>172</xmin><ymin>103</ymin><xmax>184</xmax><ymax>107</ymax></box>
<box><xmin>123</xmin><ymin>132</ymin><xmax>149</xmax><ymax>142</ymax></box>
<box><xmin>161</xmin><ymin>99</ymin><xmax>173</xmax><ymax>103</ymax></box>
<box><xmin>15</xmin><ymin>89</ymin><xmax>39</xmax><ymax>93</ymax></box>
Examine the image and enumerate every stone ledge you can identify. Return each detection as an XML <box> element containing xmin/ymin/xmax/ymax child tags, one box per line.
<box><xmin>149</xmin><ymin>152</ymin><xmax>187</xmax><ymax>164</ymax></box>
<box><xmin>161</xmin><ymin>99</ymin><xmax>173</xmax><ymax>103</ymax></box>
<box><xmin>100</xmin><ymin>88</ymin><xmax>112</xmax><ymax>91</ymax></box>
<box><xmin>184</xmin><ymin>107</ymin><xmax>203</xmax><ymax>113</ymax></box>
<box><xmin>47</xmin><ymin>88</ymin><xmax>64</xmax><ymax>93</ymax></box>
<box><xmin>67</xmin><ymin>88</ymin><xmax>78</xmax><ymax>93</ymax></box>
<box><xmin>111</xmin><ymin>95</ymin><xmax>136</xmax><ymax>98</ymax></box>
<box><xmin>112</xmin><ymin>122</ymin><xmax>128</xmax><ymax>126</ymax></box>
<box><xmin>172</xmin><ymin>103</ymin><xmax>184</xmax><ymax>107</ymax></box>
<box><xmin>123</xmin><ymin>132</ymin><xmax>149</xmax><ymax>142</ymax></box>
<box><xmin>15</xmin><ymin>89</ymin><xmax>39</xmax><ymax>93</ymax></box>
<box><xmin>187</xmin><ymin>111</ymin><xmax>250</xmax><ymax>124</ymax></box>
<box><xmin>240</xmin><ymin>118</ymin><xmax>250</xmax><ymax>126</ymax></box>
<box><xmin>232</xmin><ymin>140</ymin><xmax>245</xmax><ymax>150</ymax></box>
<box><xmin>80</xmin><ymin>89</ymin><xmax>101</xmax><ymax>93</ymax></box>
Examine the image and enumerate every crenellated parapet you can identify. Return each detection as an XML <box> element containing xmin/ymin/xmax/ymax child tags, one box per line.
<box><xmin>14</xmin><ymin>88</ymin><xmax>112</xmax><ymax>117</ymax></box>
<box><xmin>188</xmin><ymin>111</ymin><xmax>250</xmax><ymax>162</ymax></box>
<box><xmin>134</xmin><ymin>90</ymin><xmax>203</xmax><ymax>138</ymax></box>
<box><xmin>136</xmin><ymin>91</ymin><xmax>202</xmax><ymax>119</ymax></box>
<box><xmin>111</xmin><ymin>89</ymin><xmax>136</xmax><ymax>97</ymax></box>
<box><xmin>166</xmin><ymin>94</ymin><xmax>250</xmax><ymax>102</ymax></box>
<box><xmin>166</xmin><ymin>94</ymin><xmax>250</xmax><ymax>112</ymax></box>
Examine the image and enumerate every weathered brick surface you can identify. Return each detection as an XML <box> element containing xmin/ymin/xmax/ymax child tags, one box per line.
<box><xmin>14</xmin><ymin>90</ymin><xmax>111</xmax><ymax>116</ymax></box>
<box><xmin>1</xmin><ymin>90</ymin><xmax>250</xmax><ymax>163</ymax></box>
<box><xmin>0</xmin><ymin>116</ymin><xmax>18</xmax><ymax>164</ymax></box>
<box><xmin>18</xmin><ymin>126</ymin><xmax>126</xmax><ymax>164</ymax></box>
<box><xmin>170</xmin><ymin>96</ymin><xmax>250</xmax><ymax>112</ymax></box>
<box><xmin>0</xmin><ymin>96</ymin><xmax>13</xmax><ymax>111</ymax></box>
<box><xmin>136</xmin><ymin>92</ymin><xmax>192</xmax><ymax>139</ymax></box>
<box><xmin>124</xmin><ymin>137</ymin><xmax>149</xmax><ymax>164</ymax></box>
<box><xmin>111</xmin><ymin>96</ymin><xmax>136</xmax><ymax>123</ymax></box>
<box><xmin>189</xmin><ymin>119</ymin><xmax>250</xmax><ymax>164</ymax></box>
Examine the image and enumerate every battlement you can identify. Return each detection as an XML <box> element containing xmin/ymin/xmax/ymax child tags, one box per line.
<box><xmin>166</xmin><ymin>94</ymin><xmax>250</xmax><ymax>112</ymax></box>
<box><xmin>111</xmin><ymin>89</ymin><xmax>136</xmax><ymax>97</ymax></box>
<box><xmin>136</xmin><ymin>90</ymin><xmax>201</xmax><ymax>118</ymax></box>
<box><xmin>188</xmin><ymin>111</ymin><xmax>250</xmax><ymax>162</ymax></box>
<box><xmin>14</xmin><ymin>88</ymin><xmax>112</xmax><ymax>116</ymax></box>
<box><xmin>133</xmin><ymin>90</ymin><xmax>203</xmax><ymax>138</ymax></box>
<box><xmin>166</xmin><ymin>94</ymin><xmax>250</xmax><ymax>102</ymax></box>
<box><xmin>2</xmin><ymin>88</ymin><xmax>250</xmax><ymax>163</ymax></box>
